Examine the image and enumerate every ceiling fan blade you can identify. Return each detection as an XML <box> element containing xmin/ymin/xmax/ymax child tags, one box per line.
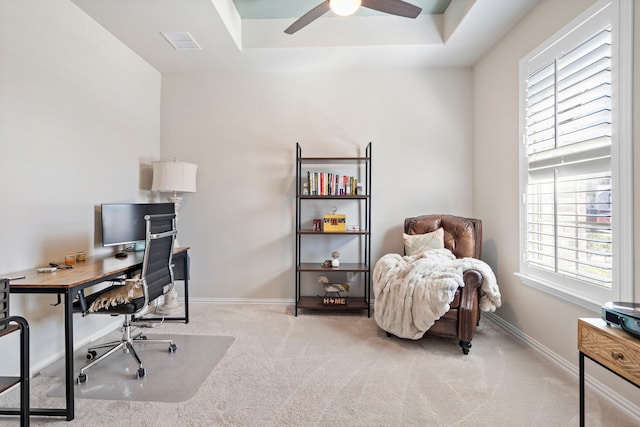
<box><xmin>284</xmin><ymin>1</ymin><xmax>331</xmax><ymax>34</ymax></box>
<box><xmin>361</xmin><ymin>0</ymin><xmax>422</xmax><ymax>18</ymax></box>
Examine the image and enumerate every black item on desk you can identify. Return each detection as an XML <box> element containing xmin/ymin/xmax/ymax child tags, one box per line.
<box><xmin>602</xmin><ymin>301</ymin><xmax>640</xmax><ymax>339</ymax></box>
<box><xmin>51</xmin><ymin>263</ymin><xmax>73</xmax><ymax>269</ymax></box>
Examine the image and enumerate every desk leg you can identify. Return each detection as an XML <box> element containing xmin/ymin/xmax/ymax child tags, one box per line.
<box><xmin>183</xmin><ymin>254</ymin><xmax>189</xmax><ymax>324</ymax></box>
<box><xmin>579</xmin><ymin>351</ymin><xmax>585</xmax><ymax>427</ymax></box>
<box><xmin>18</xmin><ymin>317</ymin><xmax>30</xmax><ymax>427</ymax></box>
<box><xmin>64</xmin><ymin>290</ymin><xmax>75</xmax><ymax>421</ymax></box>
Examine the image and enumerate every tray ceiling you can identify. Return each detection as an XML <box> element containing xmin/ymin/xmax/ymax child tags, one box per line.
<box><xmin>69</xmin><ymin>0</ymin><xmax>539</xmax><ymax>73</ymax></box>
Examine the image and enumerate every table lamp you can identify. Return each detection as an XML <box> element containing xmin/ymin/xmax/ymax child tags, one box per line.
<box><xmin>151</xmin><ymin>158</ymin><xmax>197</xmax><ymax>315</ymax></box>
<box><xmin>151</xmin><ymin>159</ymin><xmax>197</xmax><ymax>246</ymax></box>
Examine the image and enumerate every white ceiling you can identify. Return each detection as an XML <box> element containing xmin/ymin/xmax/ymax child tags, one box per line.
<box><xmin>69</xmin><ymin>0</ymin><xmax>539</xmax><ymax>73</ymax></box>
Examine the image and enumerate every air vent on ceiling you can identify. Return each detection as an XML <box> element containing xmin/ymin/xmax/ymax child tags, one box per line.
<box><xmin>160</xmin><ymin>32</ymin><xmax>201</xmax><ymax>50</ymax></box>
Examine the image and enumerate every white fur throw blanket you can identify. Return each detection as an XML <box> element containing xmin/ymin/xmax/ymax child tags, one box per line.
<box><xmin>88</xmin><ymin>279</ymin><xmax>143</xmax><ymax>312</ymax></box>
<box><xmin>373</xmin><ymin>248</ymin><xmax>501</xmax><ymax>340</ymax></box>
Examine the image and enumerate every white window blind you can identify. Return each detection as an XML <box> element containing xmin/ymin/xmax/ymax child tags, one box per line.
<box><xmin>524</xmin><ymin>28</ymin><xmax>612</xmax><ymax>288</ymax></box>
<box><xmin>518</xmin><ymin>0</ymin><xmax>633</xmax><ymax>309</ymax></box>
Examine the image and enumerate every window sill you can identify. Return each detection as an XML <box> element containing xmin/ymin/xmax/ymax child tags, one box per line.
<box><xmin>514</xmin><ymin>272</ymin><xmax>603</xmax><ymax>314</ymax></box>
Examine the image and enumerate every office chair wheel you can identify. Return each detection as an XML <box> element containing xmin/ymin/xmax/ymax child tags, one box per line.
<box><xmin>86</xmin><ymin>350</ymin><xmax>97</xmax><ymax>360</ymax></box>
<box><xmin>77</xmin><ymin>373</ymin><xmax>87</xmax><ymax>384</ymax></box>
<box><xmin>136</xmin><ymin>368</ymin><xmax>146</xmax><ymax>379</ymax></box>
<box><xmin>169</xmin><ymin>343</ymin><xmax>177</xmax><ymax>352</ymax></box>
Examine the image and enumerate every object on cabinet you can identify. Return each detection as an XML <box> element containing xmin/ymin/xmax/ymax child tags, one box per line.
<box><xmin>322</xmin><ymin>296</ymin><xmax>347</xmax><ymax>305</ymax></box>
<box><xmin>317</xmin><ymin>275</ymin><xmax>349</xmax><ymax>305</ymax></box>
<box><xmin>601</xmin><ymin>301</ymin><xmax>640</xmax><ymax>339</ymax></box>
<box><xmin>323</xmin><ymin>214</ymin><xmax>346</xmax><ymax>232</ymax></box>
<box><xmin>307</xmin><ymin>172</ymin><xmax>358</xmax><ymax>195</ymax></box>
<box><xmin>317</xmin><ymin>275</ymin><xmax>350</xmax><ymax>294</ymax></box>
<box><xmin>331</xmin><ymin>251</ymin><xmax>340</xmax><ymax>267</ymax></box>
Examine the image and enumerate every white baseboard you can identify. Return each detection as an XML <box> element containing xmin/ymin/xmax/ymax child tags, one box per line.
<box><xmin>484</xmin><ymin>312</ymin><xmax>640</xmax><ymax>423</ymax></box>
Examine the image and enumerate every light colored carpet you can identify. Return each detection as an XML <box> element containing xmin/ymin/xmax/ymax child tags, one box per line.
<box><xmin>41</xmin><ymin>334</ymin><xmax>234</xmax><ymax>403</ymax></box>
<box><xmin>0</xmin><ymin>303</ymin><xmax>637</xmax><ymax>426</ymax></box>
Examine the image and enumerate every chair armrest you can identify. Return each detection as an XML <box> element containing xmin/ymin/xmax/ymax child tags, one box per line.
<box><xmin>0</xmin><ymin>316</ymin><xmax>29</xmax><ymax>335</ymax></box>
<box><xmin>457</xmin><ymin>269</ymin><xmax>483</xmax><ymax>341</ymax></box>
<box><xmin>463</xmin><ymin>269</ymin><xmax>483</xmax><ymax>291</ymax></box>
<box><xmin>76</xmin><ymin>289</ymin><xmax>89</xmax><ymax>315</ymax></box>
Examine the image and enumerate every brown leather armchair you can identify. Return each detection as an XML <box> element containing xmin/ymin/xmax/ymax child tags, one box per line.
<box><xmin>402</xmin><ymin>214</ymin><xmax>483</xmax><ymax>354</ymax></box>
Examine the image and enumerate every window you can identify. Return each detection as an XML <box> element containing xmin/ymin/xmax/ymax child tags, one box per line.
<box><xmin>518</xmin><ymin>0</ymin><xmax>633</xmax><ymax>311</ymax></box>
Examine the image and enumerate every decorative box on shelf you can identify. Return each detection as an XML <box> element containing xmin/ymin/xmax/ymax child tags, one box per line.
<box><xmin>323</xmin><ymin>206</ymin><xmax>346</xmax><ymax>232</ymax></box>
<box><xmin>323</xmin><ymin>214</ymin><xmax>346</xmax><ymax>232</ymax></box>
<box><xmin>322</xmin><ymin>296</ymin><xmax>347</xmax><ymax>305</ymax></box>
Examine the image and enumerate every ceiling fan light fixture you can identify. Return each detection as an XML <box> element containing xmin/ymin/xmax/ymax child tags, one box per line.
<box><xmin>330</xmin><ymin>0</ymin><xmax>361</xmax><ymax>17</ymax></box>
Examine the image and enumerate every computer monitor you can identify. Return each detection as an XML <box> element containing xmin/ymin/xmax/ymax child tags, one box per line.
<box><xmin>100</xmin><ymin>203</ymin><xmax>175</xmax><ymax>247</ymax></box>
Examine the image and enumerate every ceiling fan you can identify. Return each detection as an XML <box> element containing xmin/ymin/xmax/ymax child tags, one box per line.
<box><xmin>284</xmin><ymin>0</ymin><xmax>423</xmax><ymax>34</ymax></box>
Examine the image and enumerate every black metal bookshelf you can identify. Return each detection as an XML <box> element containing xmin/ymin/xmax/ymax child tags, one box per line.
<box><xmin>294</xmin><ymin>142</ymin><xmax>371</xmax><ymax>317</ymax></box>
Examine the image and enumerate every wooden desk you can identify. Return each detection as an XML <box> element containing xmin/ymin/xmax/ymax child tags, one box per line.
<box><xmin>578</xmin><ymin>318</ymin><xmax>640</xmax><ymax>427</ymax></box>
<box><xmin>1</xmin><ymin>247</ymin><xmax>190</xmax><ymax>421</ymax></box>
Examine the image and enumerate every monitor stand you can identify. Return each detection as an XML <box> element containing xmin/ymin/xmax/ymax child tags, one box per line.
<box><xmin>114</xmin><ymin>252</ymin><xmax>128</xmax><ymax>259</ymax></box>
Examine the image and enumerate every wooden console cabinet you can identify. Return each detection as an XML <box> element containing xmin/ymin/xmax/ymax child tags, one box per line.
<box><xmin>578</xmin><ymin>317</ymin><xmax>640</xmax><ymax>426</ymax></box>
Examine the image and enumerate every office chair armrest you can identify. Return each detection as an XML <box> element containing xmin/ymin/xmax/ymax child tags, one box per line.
<box><xmin>76</xmin><ymin>289</ymin><xmax>89</xmax><ymax>316</ymax></box>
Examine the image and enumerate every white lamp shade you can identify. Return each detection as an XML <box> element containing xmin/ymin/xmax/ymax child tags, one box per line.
<box><xmin>152</xmin><ymin>161</ymin><xmax>197</xmax><ymax>193</ymax></box>
<box><xmin>330</xmin><ymin>0</ymin><xmax>361</xmax><ymax>16</ymax></box>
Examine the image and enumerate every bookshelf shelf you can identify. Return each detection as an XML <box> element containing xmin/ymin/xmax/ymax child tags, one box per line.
<box><xmin>298</xmin><ymin>195</ymin><xmax>367</xmax><ymax>200</ymax></box>
<box><xmin>297</xmin><ymin>229</ymin><xmax>369</xmax><ymax>235</ymax></box>
<box><xmin>297</xmin><ymin>296</ymin><xmax>369</xmax><ymax>311</ymax></box>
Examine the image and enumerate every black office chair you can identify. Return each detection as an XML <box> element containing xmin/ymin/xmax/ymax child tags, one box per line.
<box><xmin>73</xmin><ymin>214</ymin><xmax>178</xmax><ymax>383</ymax></box>
<box><xmin>1</xmin><ymin>277</ymin><xmax>30</xmax><ymax>427</ymax></box>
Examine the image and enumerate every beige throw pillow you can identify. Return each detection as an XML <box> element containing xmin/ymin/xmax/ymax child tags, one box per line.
<box><xmin>403</xmin><ymin>228</ymin><xmax>445</xmax><ymax>255</ymax></box>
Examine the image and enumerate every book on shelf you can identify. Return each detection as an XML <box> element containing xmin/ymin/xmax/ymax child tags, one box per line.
<box><xmin>305</xmin><ymin>171</ymin><xmax>359</xmax><ymax>196</ymax></box>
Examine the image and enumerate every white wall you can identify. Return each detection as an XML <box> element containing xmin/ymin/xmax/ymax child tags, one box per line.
<box><xmin>0</xmin><ymin>0</ymin><xmax>161</xmax><ymax>373</ymax></box>
<box><xmin>160</xmin><ymin>69</ymin><xmax>474</xmax><ymax>300</ymax></box>
<box><xmin>473</xmin><ymin>0</ymin><xmax>640</xmax><ymax>411</ymax></box>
